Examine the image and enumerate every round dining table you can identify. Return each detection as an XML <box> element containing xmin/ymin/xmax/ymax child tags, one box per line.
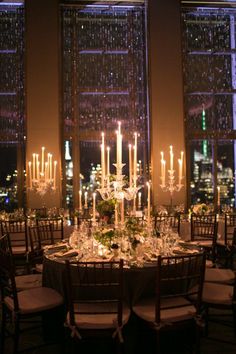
<box><xmin>42</xmin><ymin>237</ymin><xmax>200</xmax><ymax>306</ymax></box>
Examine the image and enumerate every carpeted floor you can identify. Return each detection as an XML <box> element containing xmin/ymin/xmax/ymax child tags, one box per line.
<box><xmin>1</xmin><ymin>308</ymin><xmax>236</xmax><ymax>354</ymax></box>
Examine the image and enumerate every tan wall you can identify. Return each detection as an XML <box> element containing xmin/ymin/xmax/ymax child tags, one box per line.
<box><xmin>25</xmin><ymin>0</ymin><xmax>61</xmax><ymax>208</ymax></box>
<box><xmin>149</xmin><ymin>0</ymin><xmax>186</xmax><ymax>208</ymax></box>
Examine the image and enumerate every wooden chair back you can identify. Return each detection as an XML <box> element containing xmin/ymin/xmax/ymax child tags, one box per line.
<box><xmin>0</xmin><ymin>219</ymin><xmax>28</xmax><ymax>254</ymax></box>
<box><xmin>155</xmin><ymin>214</ymin><xmax>180</xmax><ymax>234</ymax></box>
<box><xmin>155</xmin><ymin>253</ymin><xmax>206</xmax><ymax>325</ymax></box>
<box><xmin>0</xmin><ymin>233</ymin><xmax>19</xmax><ymax>312</ymax></box>
<box><xmin>36</xmin><ymin>217</ymin><xmax>64</xmax><ymax>241</ymax></box>
<box><xmin>224</xmin><ymin>213</ymin><xmax>236</xmax><ymax>245</ymax></box>
<box><xmin>191</xmin><ymin>214</ymin><xmax>217</xmax><ymax>241</ymax></box>
<box><xmin>65</xmin><ymin>260</ymin><xmax>124</xmax><ymax>329</ymax></box>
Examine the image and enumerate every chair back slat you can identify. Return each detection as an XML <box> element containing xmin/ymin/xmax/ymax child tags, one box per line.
<box><xmin>155</xmin><ymin>253</ymin><xmax>206</xmax><ymax>325</ymax></box>
<box><xmin>28</xmin><ymin>224</ymin><xmax>54</xmax><ymax>266</ymax></box>
<box><xmin>0</xmin><ymin>233</ymin><xmax>19</xmax><ymax>311</ymax></box>
<box><xmin>191</xmin><ymin>214</ymin><xmax>217</xmax><ymax>241</ymax></box>
<box><xmin>155</xmin><ymin>214</ymin><xmax>180</xmax><ymax>234</ymax></box>
<box><xmin>224</xmin><ymin>213</ymin><xmax>236</xmax><ymax>245</ymax></box>
<box><xmin>65</xmin><ymin>260</ymin><xmax>124</xmax><ymax>327</ymax></box>
<box><xmin>36</xmin><ymin>217</ymin><xmax>64</xmax><ymax>241</ymax></box>
<box><xmin>0</xmin><ymin>219</ymin><xmax>28</xmax><ymax>252</ymax></box>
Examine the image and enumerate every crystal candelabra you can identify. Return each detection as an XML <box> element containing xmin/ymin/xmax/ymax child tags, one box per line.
<box><xmin>97</xmin><ymin>122</ymin><xmax>141</xmax><ymax>227</ymax></box>
<box><xmin>97</xmin><ymin>122</ymin><xmax>140</xmax><ymax>203</ymax></box>
<box><xmin>160</xmin><ymin>146</ymin><xmax>184</xmax><ymax>206</ymax></box>
<box><xmin>28</xmin><ymin>147</ymin><xmax>57</xmax><ymax>196</ymax></box>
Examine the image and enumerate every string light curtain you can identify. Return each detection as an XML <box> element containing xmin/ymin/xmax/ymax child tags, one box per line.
<box><xmin>61</xmin><ymin>1</ymin><xmax>149</xmax><ymax>208</ymax></box>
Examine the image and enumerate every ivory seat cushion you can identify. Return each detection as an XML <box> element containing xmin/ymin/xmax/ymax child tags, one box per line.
<box><xmin>205</xmin><ymin>268</ymin><xmax>235</xmax><ymax>285</ymax></box>
<box><xmin>4</xmin><ymin>287</ymin><xmax>63</xmax><ymax>314</ymax></box>
<box><xmin>15</xmin><ymin>274</ymin><xmax>42</xmax><ymax>291</ymax></box>
<box><xmin>133</xmin><ymin>296</ymin><xmax>196</xmax><ymax>324</ymax></box>
<box><xmin>67</xmin><ymin>302</ymin><xmax>130</xmax><ymax>330</ymax></box>
<box><xmin>202</xmin><ymin>282</ymin><xmax>234</xmax><ymax>305</ymax></box>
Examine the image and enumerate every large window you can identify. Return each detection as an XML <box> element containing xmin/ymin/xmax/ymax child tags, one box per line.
<box><xmin>182</xmin><ymin>3</ymin><xmax>236</xmax><ymax>208</ymax></box>
<box><xmin>0</xmin><ymin>1</ymin><xmax>25</xmax><ymax>210</ymax></box>
<box><xmin>61</xmin><ymin>1</ymin><xmax>149</xmax><ymax>208</ymax></box>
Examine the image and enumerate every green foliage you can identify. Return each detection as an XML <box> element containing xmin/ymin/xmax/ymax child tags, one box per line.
<box><xmin>125</xmin><ymin>216</ymin><xmax>143</xmax><ymax>234</ymax></box>
<box><xmin>96</xmin><ymin>199</ymin><xmax>116</xmax><ymax>217</ymax></box>
<box><xmin>94</xmin><ymin>228</ymin><xmax>115</xmax><ymax>247</ymax></box>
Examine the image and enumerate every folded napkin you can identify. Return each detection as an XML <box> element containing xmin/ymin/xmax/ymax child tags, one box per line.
<box><xmin>44</xmin><ymin>244</ymin><xmax>67</xmax><ymax>251</ymax></box>
<box><xmin>54</xmin><ymin>250</ymin><xmax>78</xmax><ymax>258</ymax></box>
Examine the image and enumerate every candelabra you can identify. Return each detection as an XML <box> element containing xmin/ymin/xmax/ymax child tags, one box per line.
<box><xmin>28</xmin><ymin>147</ymin><xmax>57</xmax><ymax>196</ymax></box>
<box><xmin>160</xmin><ymin>146</ymin><xmax>184</xmax><ymax>207</ymax></box>
<box><xmin>96</xmin><ymin>122</ymin><xmax>142</xmax><ymax>227</ymax></box>
<box><xmin>97</xmin><ymin>123</ymin><xmax>140</xmax><ymax>203</ymax></box>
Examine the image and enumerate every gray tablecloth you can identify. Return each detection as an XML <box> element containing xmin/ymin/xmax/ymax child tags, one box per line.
<box><xmin>42</xmin><ymin>256</ymin><xmax>156</xmax><ymax>306</ymax></box>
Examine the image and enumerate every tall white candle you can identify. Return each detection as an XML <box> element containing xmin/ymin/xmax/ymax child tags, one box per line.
<box><xmin>92</xmin><ymin>192</ymin><xmax>96</xmax><ymax>221</ymax></box>
<box><xmin>147</xmin><ymin>182</ymin><xmax>151</xmax><ymax>226</ymax></box>
<box><xmin>41</xmin><ymin>146</ymin><xmax>45</xmax><ymax>175</ymax></box>
<box><xmin>84</xmin><ymin>191</ymin><xmax>88</xmax><ymax>209</ymax></box>
<box><xmin>116</xmin><ymin>131</ymin><xmax>119</xmax><ymax>168</ymax></box>
<box><xmin>133</xmin><ymin>133</ymin><xmax>137</xmax><ymax>187</ymax></box>
<box><xmin>170</xmin><ymin>145</ymin><xmax>174</xmax><ymax>171</ymax></box>
<box><xmin>138</xmin><ymin>192</ymin><xmax>141</xmax><ymax>208</ymax></box>
<box><xmin>116</xmin><ymin>122</ymin><xmax>122</xmax><ymax>172</ymax></box>
<box><xmin>101</xmin><ymin>132</ymin><xmax>105</xmax><ymax>188</ymax></box>
<box><xmin>129</xmin><ymin>144</ymin><xmax>132</xmax><ymax>188</ymax></box>
<box><xmin>28</xmin><ymin>162</ymin><xmax>32</xmax><ymax>188</ymax></box>
<box><xmin>49</xmin><ymin>154</ymin><xmax>52</xmax><ymax>180</ymax></box>
<box><xmin>107</xmin><ymin>146</ymin><xmax>110</xmax><ymax>176</ymax></box>
<box><xmin>53</xmin><ymin>161</ymin><xmax>57</xmax><ymax>188</ymax></box>
<box><xmin>178</xmin><ymin>158</ymin><xmax>182</xmax><ymax>185</ymax></box>
<box><xmin>101</xmin><ymin>144</ymin><xmax>105</xmax><ymax>189</ymax></box>
<box><xmin>35</xmin><ymin>154</ymin><xmax>39</xmax><ymax>179</ymax></box>
<box><xmin>32</xmin><ymin>153</ymin><xmax>36</xmax><ymax>180</ymax></box>
<box><xmin>79</xmin><ymin>190</ymin><xmax>82</xmax><ymax>210</ymax></box>
<box><xmin>217</xmin><ymin>186</ymin><xmax>220</xmax><ymax>206</ymax></box>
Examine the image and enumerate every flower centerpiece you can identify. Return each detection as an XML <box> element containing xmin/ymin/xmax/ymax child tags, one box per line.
<box><xmin>94</xmin><ymin>228</ymin><xmax>115</xmax><ymax>247</ymax></box>
<box><xmin>96</xmin><ymin>199</ymin><xmax>116</xmax><ymax>224</ymax></box>
<box><xmin>125</xmin><ymin>217</ymin><xmax>147</xmax><ymax>250</ymax></box>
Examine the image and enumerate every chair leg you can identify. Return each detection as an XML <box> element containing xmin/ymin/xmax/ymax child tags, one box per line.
<box><xmin>194</xmin><ymin>323</ymin><xmax>201</xmax><ymax>354</ymax></box>
<box><xmin>0</xmin><ymin>305</ymin><xmax>7</xmax><ymax>354</ymax></box>
<box><xmin>233</xmin><ymin>304</ymin><xmax>236</xmax><ymax>335</ymax></box>
<box><xmin>204</xmin><ymin>306</ymin><xmax>209</xmax><ymax>337</ymax></box>
<box><xmin>156</xmin><ymin>330</ymin><xmax>161</xmax><ymax>354</ymax></box>
<box><xmin>13</xmin><ymin>315</ymin><xmax>20</xmax><ymax>354</ymax></box>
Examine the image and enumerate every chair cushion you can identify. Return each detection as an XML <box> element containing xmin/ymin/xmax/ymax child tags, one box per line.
<box><xmin>202</xmin><ymin>282</ymin><xmax>234</xmax><ymax>305</ymax></box>
<box><xmin>12</xmin><ymin>246</ymin><xmax>27</xmax><ymax>255</ymax></box>
<box><xmin>205</xmin><ymin>268</ymin><xmax>235</xmax><ymax>285</ymax></box>
<box><xmin>67</xmin><ymin>302</ymin><xmax>130</xmax><ymax>330</ymax></box>
<box><xmin>197</xmin><ymin>240</ymin><xmax>212</xmax><ymax>248</ymax></box>
<box><xmin>4</xmin><ymin>287</ymin><xmax>63</xmax><ymax>314</ymax></box>
<box><xmin>133</xmin><ymin>297</ymin><xmax>196</xmax><ymax>324</ymax></box>
<box><xmin>15</xmin><ymin>274</ymin><xmax>42</xmax><ymax>291</ymax></box>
